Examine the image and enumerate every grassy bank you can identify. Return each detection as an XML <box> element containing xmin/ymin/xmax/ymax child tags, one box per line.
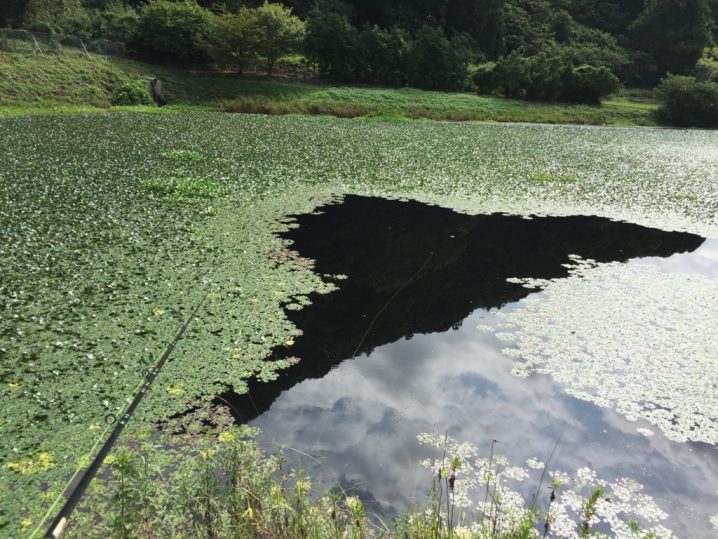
<box><xmin>0</xmin><ymin>50</ymin><xmax>658</xmax><ymax>125</ymax></box>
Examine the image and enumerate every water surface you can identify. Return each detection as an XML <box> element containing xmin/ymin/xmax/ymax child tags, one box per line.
<box><xmin>229</xmin><ymin>196</ymin><xmax>715</xmax><ymax>536</ymax></box>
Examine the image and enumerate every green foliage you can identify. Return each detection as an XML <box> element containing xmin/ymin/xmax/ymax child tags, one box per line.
<box><xmin>694</xmin><ymin>47</ymin><xmax>718</xmax><ymax>83</ymax></box>
<box><xmin>304</xmin><ymin>2</ymin><xmax>360</xmax><ymax>81</ymax></box>
<box><xmin>111</xmin><ymin>79</ymin><xmax>153</xmax><ymax>106</ymax></box>
<box><xmin>445</xmin><ymin>0</ymin><xmax>505</xmax><ymax>57</ymax></box>
<box><xmin>254</xmin><ymin>1</ymin><xmax>305</xmax><ymax>74</ymax></box>
<box><xmin>562</xmin><ymin>64</ymin><xmax>621</xmax><ymax>104</ymax></box>
<box><xmin>556</xmin><ymin>26</ymin><xmax>630</xmax><ymax>74</ymax></box>
<box><xmin>357</xmin><ymin>24</ymin><xmax>409</xmax><ymax>86</ymax></box>
<box><xmin>657</xmin><ymin>74</ymin><xmax>718</xmax><ymax>127</ymax></box>
<box><xmin>134</xmin><ymin>0</ymin><xmax>211</xmax><ymax>61</ymax></box>
<box><xmin>630</xmin><ymin>0</ymin><xmax>714</xmax><ymax>76</ymax></box>
<box><xmin>472</xmin><ymin>61</ymin><xmax>498</xmax><ymax>94</ymax></box>
<box><xmin>0</xmin><ymin>105</ymin><xmax>715</xmax><ymax>535</ymax></box>
<box><xmin>407</xmin><ymin>25</ymin><xmax>472</xmax><ymax>91</ymax></box>
<box><xmin>479</xmin><ymin>53</ymin><xmax>620</xmax><ymax>103</ymax></box>
<box><xmin>0</xmin><ymin>49</ymin><xmax>658</xmax><ymax>124</ymax></box>
<box><xmin>197</xmin><ymin>8</ymin><xmax>262</xmax><ymax>72</ymax></box>
<box><xmin>0</xmin><ymin>0</ymin><xmax>30</xmax><ymax>28</ymax></box>
<box><xmin>97</xmin><ymin>2</ymin><xmax>139</xmax><ymax>43</ymax></box>
<box><xmin>142</xmin><ymin>175</ymin><xmax>226</xmax><ymax>204</ymax></box>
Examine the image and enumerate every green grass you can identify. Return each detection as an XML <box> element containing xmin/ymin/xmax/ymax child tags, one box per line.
<box><xmin>0</xmin><ymin>50</ymin><xmax>658</xmax><ymax>125</ymax></box>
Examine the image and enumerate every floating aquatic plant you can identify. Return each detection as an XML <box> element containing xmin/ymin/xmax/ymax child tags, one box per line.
<box><xmin>416</xmin><ymin>433</ymin><xmax>676</xmax><ymax>538</ymax></box>
<box><xmin>0</xmin><ymin>111</ymin><xmax>715</xmax><ymax>535</ymax></box>
<box><xmin>483</xmin><ymin>258</ymin><xmax>718</xmax><ymax>445</ymax></box>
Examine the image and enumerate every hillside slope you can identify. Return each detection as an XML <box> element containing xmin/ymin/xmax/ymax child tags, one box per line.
<box><xmin>0</xmin><ymin>51</ymin><xmax>658</xmax><ymax>125</ymax></box>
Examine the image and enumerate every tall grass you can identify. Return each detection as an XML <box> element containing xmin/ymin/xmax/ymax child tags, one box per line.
<box><xmin>62</xmin><ymin>412</ymin><xmax>661</xmax><ymax>539</ymax></box>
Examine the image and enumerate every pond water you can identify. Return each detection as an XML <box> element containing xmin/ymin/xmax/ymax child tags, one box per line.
<box><xmin>229</xmin><ymin>195</ymin><xmax>717</xmax><ymax>537</ymax></box>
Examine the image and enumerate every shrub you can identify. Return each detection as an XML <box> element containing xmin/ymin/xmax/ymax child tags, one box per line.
<box><xmin>561</xmin><ymin>64</ymin><xmax>621</xmax><ymax>104</ymax></box>
<box><xmin>133</xmin><ymin>0</ymin><xmax>210</xmax><ymax>61</ymax></box>
<box><xmin>111</xmin><ymin>80</ymin><xmax>154</xmax><ymax>106</ymax></box>
<box><xmin>525</xmin><ymin>53</ymin><xmax>565</xmax><ymax>101</ymax></box>
<box><xmin>0</xmin><ymin>31</ymin><xmax>12</xmax><ymax>52</ymax></box>
<box><xmin>492</xmin><ymin>51</ymin><xmax>532</xmax><ymax>98</ymax></box>
<box><xmin>656</xmin><ymin>75</ymin><xmax>718</xmax><ymax>127</ymax></box>
<box><xmin>22</xmin><ymin>20</ymin><xmax>55</xmax><ymax>34</ymax></box>
<box><xmin>694</xmin><ymin>48</ymin><xmax>718</xmax><ymax>83</ymax></box>
<box><xmin>55</xmin><ymin>2</ymin><xmax>96</xmax><ymax>40</ymax></box>
<box><xmin>483</xmin><ymin>53</ymin><xmax>620</xmax><ymax>104</ymax></box>
<box><xmin>472</xmin><ymin>62</ymin><xmax>498</xmax><ymax>94</ymax></box>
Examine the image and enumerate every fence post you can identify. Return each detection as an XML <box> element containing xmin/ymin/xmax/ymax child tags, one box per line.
<box><xmin>31</xmin><ymin>33</ymin><xmax>45</xmax><ymax>56</ymax></box>
<box><xmin>80</xmin><ymin>38</ymin><xmax>90</xmax><ymax>57</ymax></box>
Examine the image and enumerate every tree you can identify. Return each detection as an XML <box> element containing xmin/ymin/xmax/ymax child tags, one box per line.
<box><xmin>407</xmin><ymin>25</ymin><xmax>471</xmax><ymax>91</ymax></box>
<box><xmin>445</xmin><ymin>0</ymin><xmax>505</xmax><ymax>57</ymax></box>
<box><xmin>196</xmin><ymin>9</ymin><xmax>261</xmax><ymax>73</ymax></box>
<box><xmin>492</xmin><ymin>50</ymin><xmax>532</xmax><ymax>97</ymax></box>
<box><xmin>255</xmin><ymin>2</ymin><xmax>305</xmax><ymax>74</ymax></box>
<box><xmin>357</xmin><ymin>24</ymin><xmax>409</xmax><ymax>85</ymax></box>
<box><xmin>134</xmin><ymin>0</ymin><xmax>211</xmax><ymax>61</ymax></box>
<box><xmin>0</xmin><ymin>0</ymin><xmax>31</xmax><ymax>27</ymax></box>
<box><xmin>629</xmin><ymin>0</ymin><xmax>714</xmax><ymax>76</ymax></box>
<box><xmin>98</xmin><ymin>2</ymin><xmax>140</xmax><ymax>43</ymax></box>
<box><xmin>657</xmin><ymin>75</ymin><xmax>718</xmax><ymax>127</ymax></box>
<box><xmin>304</xmin><ymin>2</ymin><xmax>360</xmax><ymax>80</ymax></box>
<box><xmin>561</xmin><ymin>64</ymin><xmax>620</xmax><ymax>103</ymax></box>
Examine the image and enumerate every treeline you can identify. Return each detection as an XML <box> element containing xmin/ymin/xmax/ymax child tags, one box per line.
<box><xmin>1</xmin><ymin>0</ymin><xmax>717</xmax><ymax>109</ymax></box>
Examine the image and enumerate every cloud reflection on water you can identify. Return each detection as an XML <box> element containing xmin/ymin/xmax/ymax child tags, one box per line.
<box><xmin>252</xmin><ymin>307</ymin><xmax>718</xmax><ymax>536</ymax></box>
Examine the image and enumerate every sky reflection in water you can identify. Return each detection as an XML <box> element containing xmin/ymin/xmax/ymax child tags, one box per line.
<box><xmin>243</xmin><ymin>196</ymin><xmax>717</xmax><ymax>537</ymax></box>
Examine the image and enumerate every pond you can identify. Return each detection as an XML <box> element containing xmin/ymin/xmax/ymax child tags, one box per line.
<box><xmin>225</xmin><ymin>195</ymin><xmax>717</xmax><ymax>537</ymax></box>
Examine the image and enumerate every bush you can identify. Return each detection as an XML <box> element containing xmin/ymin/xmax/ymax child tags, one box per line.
<box><xmin>133</xmin><ymin>0</ymin><xmax>210</xmax><ymax>61</ymax></box>
<box><xmin>480</xmin><ymin>53</ymin><xmax>620</xmax><ymax>104</ymax></box>
<box><xmin>561</xmin><ymin>64</ymin><xmax>621</xmax><ymax>104</ymax></box>
<box><xmin>694</xmin><ymin>48</ymin><xmax>718</xmax><ymax>83</ymax></box>
<box><xmin>22</xmin><ymin>20</ymin><xmax>55</xmax><ymax>34</ymax></box>
<box><xmin>525</xmin><ymin>53</ymin><xmax>565</xmax><ymax>101</ymax></box>
<box><xmin>111</xmin><ymin>80</ymin><xmax>154</xmax><ymax>106</ymax></box>
<box><xmin>657</xmin><ymin>75</ymin><xmax>718</xmax><ymax>127</ymax></box>
<box><xmin>491</xmin><ymin>51</ymin><xmax>532</xmax><ymax>98</ymax></box>
<box><xmin>472</xmin><ymin>62</ymin><xmax>498</xmax><ymax>94</ymax></box>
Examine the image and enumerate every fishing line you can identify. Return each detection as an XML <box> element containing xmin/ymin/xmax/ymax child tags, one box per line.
<box><xmin>310</xmin><ymin>251</ymin><xmax>435</xmax><ymax>452</ymax></box>
<box><xmin>34</xmin><ymin>290</ymin><xmax>209</xmax><ymax>539</ymax></box>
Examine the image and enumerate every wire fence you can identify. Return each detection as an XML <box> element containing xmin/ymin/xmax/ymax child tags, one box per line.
<box><xmin>0</xmin><ymin>28</ymin><xmax>125</xmax><ymax>57</ymax></box>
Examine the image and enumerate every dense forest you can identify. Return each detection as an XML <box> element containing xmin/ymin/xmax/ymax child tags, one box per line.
<box><xmin>1</xmin><ymin>0</ymin><xmax>717</xmax><ymax>111</ymax></box>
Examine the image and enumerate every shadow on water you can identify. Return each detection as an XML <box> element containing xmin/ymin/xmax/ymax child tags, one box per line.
<box><xmin>224</xmin><ymin>195</ymin><xmax>704</xmax><ymax>422</ymax></box>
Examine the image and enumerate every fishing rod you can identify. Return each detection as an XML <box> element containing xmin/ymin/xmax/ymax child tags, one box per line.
<box><xmin>40</xmin><ymin>291</ymin><xmax>209</xmax><ymax>539</ymax></box>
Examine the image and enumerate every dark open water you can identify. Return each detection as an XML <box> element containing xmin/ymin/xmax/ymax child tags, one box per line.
<box><xmin>227</xmin><ymin>195</ymin><xmax>717</xmax><ymax>537</ymax></box>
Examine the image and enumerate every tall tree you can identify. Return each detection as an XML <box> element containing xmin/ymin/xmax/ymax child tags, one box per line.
<box><xmin>445</xmin><ymin>0</ymin><xmax>505</xmax><ymax>57</ymax></box>
<box><xmin>255</xmin><ymin>1</ymin><xmax>305</xmax><ymax>73</ymax></box>
<box><xmin>0</xmin><ymin>0</ymin><xmax>30</xmax><ymax>27</ymax></box>
<box><xmin>304</xmin><ymin>1</ymin><xmax>360</xmax><ymax>79</ymax></box>
<box><xmin>629</xmin><ymin>0</ymin><xmax>714</xmax><ymax>75</ymax></box>
<box><xmin>196</xmin><ymin>8</ymin><xmax>262</xmax><ymax>72</ymax></box>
